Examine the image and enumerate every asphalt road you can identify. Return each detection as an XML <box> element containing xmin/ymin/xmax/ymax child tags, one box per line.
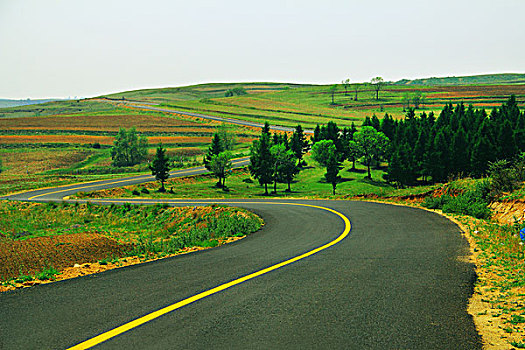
<box><xmin>0</xmin><ymin>165</ymin><xmax>482</xmax><ymax>349</ymax></box>
<box><xmin>2</xmin><ymin>157</ymin><xmax>250</xmax><ymax>202</ymax></box>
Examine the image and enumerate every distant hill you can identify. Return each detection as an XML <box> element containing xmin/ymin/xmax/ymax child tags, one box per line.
<box><xmin>393</xmin><ymin>73</ymin><xmax>525</xmax><ymax>86</ymax></box>
<box><xmin>0</xmin><ymin>99</ymin><xmax>64</xmax><ymax>108</ymax></box>
<box><xmin>104</xmin><ymin>82</ymin><xmax>315</xmax><ymax>103</ymax></box>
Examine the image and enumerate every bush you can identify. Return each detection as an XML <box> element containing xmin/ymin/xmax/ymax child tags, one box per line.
<box><xmin>140</xmin><ymin>188</ymin><xmax>150</xmax><ymax>194</ymax></box>
<box><xmin>488</xmin><ymin>159</ymin><xmax>521</xmax><ymax>197</ymax></box>
<box><xmin>423</xmin><ymin>195</ymin><xmax>449</xmax><ymax>209</ymax></box>
<box><xmin>132</xmin><ymin>190</ymin><xmax>140</xmax><ymax>196</ymax></box>
<box><xmin>423</xmin><ymin>183</ymin><xmax>491</xmax><ymax>219</ymax></box>
<box><xmin>441</xmin><ymin>192</ymin><xmax>491</xmax><ymax>219</ymax></box>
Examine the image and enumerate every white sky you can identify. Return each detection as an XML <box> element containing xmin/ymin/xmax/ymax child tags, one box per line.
<box><xmin>1</xmin><ymin>0</ymin><xmax>524</xmax><ymax>99</ymax></box>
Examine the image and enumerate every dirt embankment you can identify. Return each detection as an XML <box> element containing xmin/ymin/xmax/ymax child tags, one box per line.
<box><xmin>490</xmin><ymin>199</ymin><xmax>525</xmax><ymax>225</ymax></box>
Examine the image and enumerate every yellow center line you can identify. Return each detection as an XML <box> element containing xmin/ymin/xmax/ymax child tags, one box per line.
<box><xmin>26</xmin><ymin>159</ymin><xmax>248</xmax><ymax>200</ymax></box>
<box><xmin>66</xmin><ymin>200</ymin><xmax>351</xmax><ymax>350</ymax></box>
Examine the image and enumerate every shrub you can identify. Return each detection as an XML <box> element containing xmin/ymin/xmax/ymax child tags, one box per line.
<box><xmin>140</xmin><ymin>188</ymin><xmax>150</xmax><ymax>194</ymax></box>
<box><xmin>423</xmin><ymin>183</ymin><xmax>491</xmax><ymax>219</ymax></box>
<box><xmin>35</xmin><ymin>267</ymin><xmax>59</xmax><ymax>281</ymax></box>
<box><xmin>132</xmin><ymin>190</ymin><xmax>140</xmax><ymax>196</ymax></box>
<box><xmin>488</xmin><ymin>159</ymin><xmax>521</xmax><ymax>197</ymax></box>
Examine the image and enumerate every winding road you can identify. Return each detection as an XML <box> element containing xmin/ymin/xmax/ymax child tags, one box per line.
<box><xmin>0</xmin><ymin>162</ymin><xmax>481</xmax><ymax>349</ymax></box>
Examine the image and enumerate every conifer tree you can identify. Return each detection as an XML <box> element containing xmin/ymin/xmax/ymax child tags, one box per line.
<box><xmin>290</xmin><ymin>124</ymin><xmax>308</xmax><ymax>164</ymax></box>
<box><xmin>249</xmin><ymin>125</ymin><xmax>274</xmax><ymax>195</ymax></box>
<box><xmin>204</xmin><ymin>133</ymin><xmax>224</xmax><ymax>172</ymax></box>
<box><xmin>149</xmin><ymin>144</ymin><xmax>171</xmax><ymax>192</ymax></box>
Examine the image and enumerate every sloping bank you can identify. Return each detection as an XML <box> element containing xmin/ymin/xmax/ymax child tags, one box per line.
<box><xmin>0</xmin><ymin>200</ymin><xmax>263</xmax><ymax>292</ymax></box>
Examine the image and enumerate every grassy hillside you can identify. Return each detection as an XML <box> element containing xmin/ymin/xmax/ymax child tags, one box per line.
<box><xmin>104</xmin><ymin>82</ymin><xmax>314</xmax><ymax>103</ymax></box>
<box><xmin>394</xmin><ymin>73</ymin><xmax>525</xmax><ymax>86</ymax></box>
<box><xmin>113</xmin><ymin>82</ymin><xmax>525</xmax><ymax>128</ymax></box>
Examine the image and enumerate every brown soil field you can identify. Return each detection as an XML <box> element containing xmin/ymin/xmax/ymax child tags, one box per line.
<box><xmin>0</xmin><ymin>233</ymin><xmax>132</xmax><ymax>281</ymax></box>
<box><xmin>389</xmin><ymin>84</ymin><xmax>525</xmax><ymax>95</ymax></box>
<box><xmin>0</xmin><ymin>149</ymin><xmax>95</xmax><ymax>175</ymax></box>
<box><xmin>0</xmin><ymin>114</ymin><xmax>214</xmax><ymax>132</ymax></box>
<box><xmin>0</xmin><ymin>135</ymin><xmax>251</xmax><ymax>145</ymax></box>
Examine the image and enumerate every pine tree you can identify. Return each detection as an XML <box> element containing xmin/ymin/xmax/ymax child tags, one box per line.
<box><xmin>290</xmin><ymin>124</ymin><xmax>308</xmax><ymax>164</ymax></box>
<box><xmin>380</xmin><ymin>113</ymin><xmax>396</xmax><ymax>141</ymax></box>
<box><xmin>149</xmin><ymin>144</ymin><xmax>171</xmax><ymax>192</ymax></box>
<box><xmin>451</xmin><ymin>128</ymin><xmax>469</xmax><ymax>176</ymax></box>
<box><xmin>470</xmin><ymin>136</ymin><xmax>495</xmax><ymax>177</ymax></box>
<box><xmin>497</xmin><ymin>120</ymin><xmax>518</xmax><ymax>160</ymax></box>
<box><xmin>249</xmin><ymin>127</ymin><xmax>274</xmax><ymax>195</ymax></box>
<box><xmin>204</xmin><ymin>133</ymin><xmax>224</xmax><ymax>172</ymax></box>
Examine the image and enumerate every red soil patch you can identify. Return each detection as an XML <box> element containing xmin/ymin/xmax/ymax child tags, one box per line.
<box><xmin>0</xmin><ymin>233</ymin><xmax>132</xmax><ymax>281</ymax></box>
<box><xmin>0</xmin><ymin>135</ymin><xmax>252</xmax><ymax>145</ymax></box>
<box><xmin>0</xmin><ymin>114</ymin><xmax>206</xmax><ymax>131</ymax></box>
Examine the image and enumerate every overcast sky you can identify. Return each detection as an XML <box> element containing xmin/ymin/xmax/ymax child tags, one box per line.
<box><xmin>1</xmin><ymin>0</ymin><xmax>524</xmax><ymax>99</ymax></box>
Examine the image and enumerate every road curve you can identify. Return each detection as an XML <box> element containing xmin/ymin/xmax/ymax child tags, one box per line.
<box><xmin>0</xmin><ymin>166</ymin><xmax>481</xmax><ymax>349</ymax></box>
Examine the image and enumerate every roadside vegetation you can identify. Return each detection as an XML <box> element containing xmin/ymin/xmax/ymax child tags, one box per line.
<box><xmin>0</xmin><ymin>201</ymin><xmax>263</xmax><ymax>286</ymax></box>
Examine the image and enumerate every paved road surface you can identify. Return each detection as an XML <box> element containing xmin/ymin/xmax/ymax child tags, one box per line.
<box><xmin>0</xmin><ymin>164</ymin><xmax>481</xmax><ymax>349</ymax></box>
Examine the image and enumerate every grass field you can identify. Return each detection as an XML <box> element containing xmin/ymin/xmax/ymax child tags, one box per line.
<box><xmin>101</xmin><ymin>81</ymin><xmax>525</xmax><ymax>129</ymax></box>
<box><xmin>75</xmin><ymin>154</ymin><xmax>435</xmax><ymax>200</ymax></box>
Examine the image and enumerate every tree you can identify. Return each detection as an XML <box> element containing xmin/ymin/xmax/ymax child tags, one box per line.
<box><xmin>342</xmin><ymin>78</ymin><xmax>350</xmax><ymax>96</ymax></box>
<box><xmin>217</xmin><ymin>123</ymin><xmax>236</xmax><ymax>151</ymax></box>
<box><xmin>149</xmin><ymin>144</ymin><xmax>171</xmax><ymax>192</ymax></box>
<box><xmin>412</xmin><ymin>91</ymin><xmax>423</xmax><ymax>109</ymax></box>
<box><xmin>111</xmin><ymin>127</ymin><xmax>148</xmax><ymax>167</ymax></box>
<box><xmin>290</xmin><ymin>124</ymin><xmax>308</xmax><ymax>164</ymax></box>
<box><xmin>347</xmin><ymin>140</ymin><xmax>360</xmax><ymax>170</ymax></box>
<box><xmin>249</xmin><ymin>127</ymin><xmax>274</xmax><ymax>195</ymax></box>
<box><xmin>353</xmin><ymin>126</ymin><xmax>389</xmax><ymax>179</ymax></box>
<box><xmin>370</xmin><ymin>77</ymin><xmax>385</xmax><ymax>100</ymax></box>
<box><xmin>204</xmin><ymin>133</ymin><xmax>224</xmax><ymax>173</ymax></box>
<box><xmin>209</xmin><ymin>151</ymin><xmax>233</xmax><ymax>189</ymax></box>
<box><xmin>329</xmin><ymin>84</ymin><xmax>337</xmax><ymax>104</ymax></box>
<box><xmin>353</xmin><ymin>83</ymin><xmax>361</xmax><ymax>101</ymax></box>
<box><xmin>277</xmin><ymin>150</ymin><xmax>299</xmax><ymax>192</ymax></box>
<box><xmin>225</xmin><ymin>87</ymin><xmax>247</xmax><ymax>97</ymax></box>
<box><xmin>311</xmin><ymin>140</ymin><xmax>341</xmax><ymax>195</ymax></box>
<box><xmin>270</xmin><ymin>143</ymin><xmax>288</xmax><ymax>193</ymax></box>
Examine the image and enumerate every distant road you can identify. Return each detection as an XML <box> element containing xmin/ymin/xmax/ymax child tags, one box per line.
<box><xmin>118</xmin><ymin>101</ymin><xmax>314</xmax><ymax>134</ymax></box>
<box><xmin>3</xmin><ymin>157</ymin><xmax>250</xmax><ymax>202</ymax></box>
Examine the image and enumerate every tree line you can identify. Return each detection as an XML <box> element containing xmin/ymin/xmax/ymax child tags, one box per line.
<box><xmin>310</xmin><ymin>95</ymin><xmax>525</xmax><ymax>188</ymax></box>
<box><xmin>382</xmin><ymin>95</ymin><xmax>525</xmax><ymax>186</ymax></box>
